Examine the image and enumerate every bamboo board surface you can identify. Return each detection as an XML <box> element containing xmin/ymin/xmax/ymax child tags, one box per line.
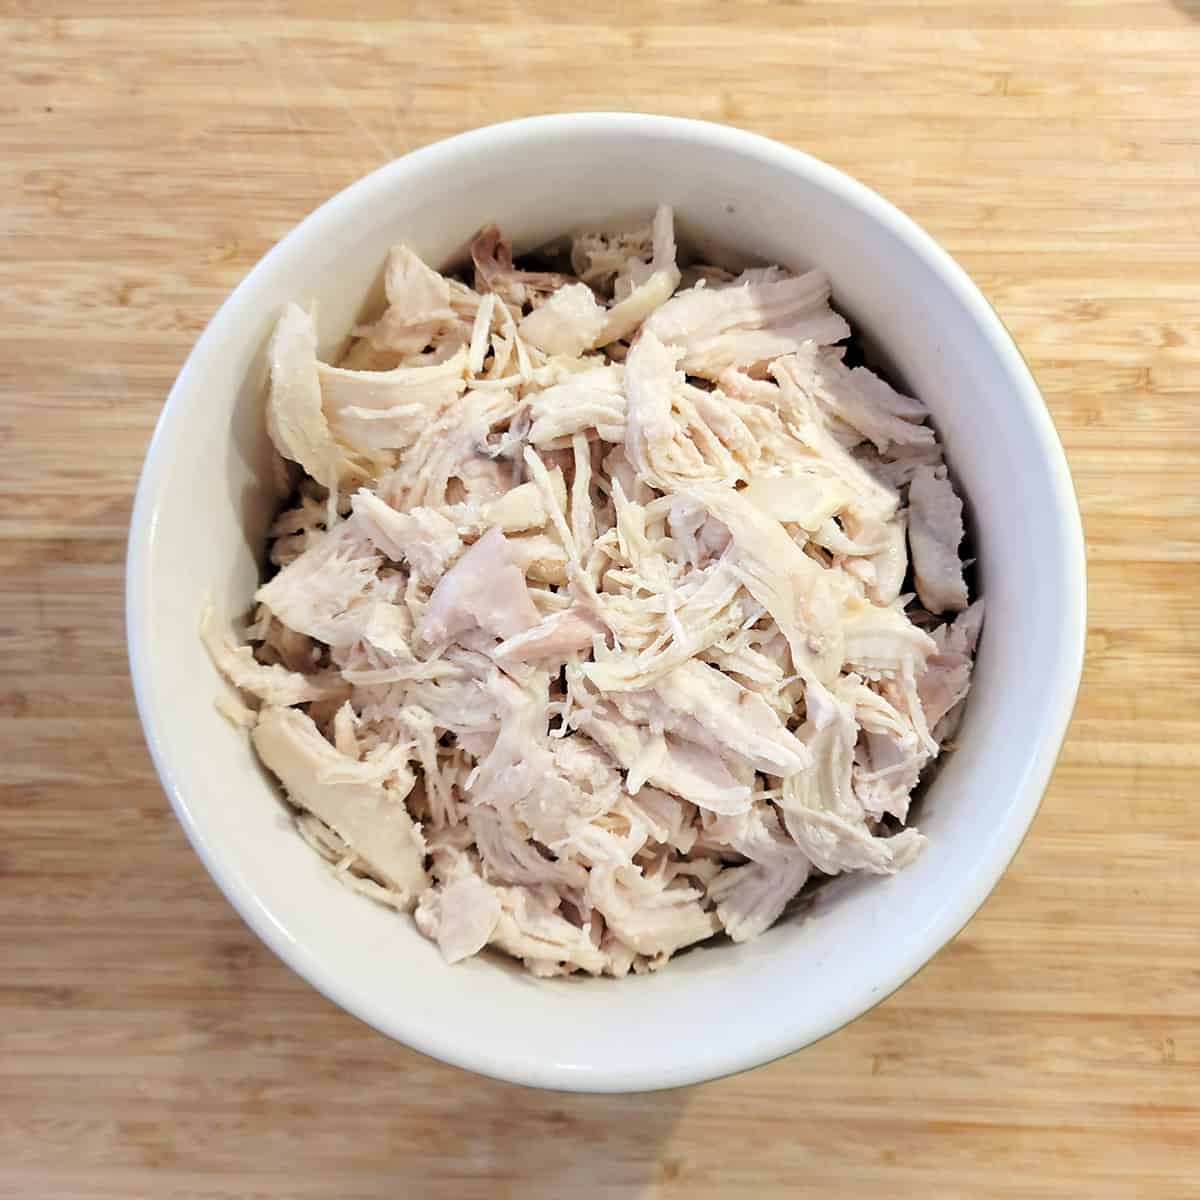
<box><xmin>2</xmin><ymin>2</ymin><xmax>1199</xmax><ymax>1196</ymax></box>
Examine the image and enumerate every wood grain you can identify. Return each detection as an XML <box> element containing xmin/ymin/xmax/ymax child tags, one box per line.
<box><xmin>2</xmin><ymin>2</ymin><xmax>1198</xmax><ymax>1196</ymax></box>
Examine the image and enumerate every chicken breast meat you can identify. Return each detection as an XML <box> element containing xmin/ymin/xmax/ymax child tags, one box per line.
<box><xmin>205</xmin><ymin>205</ymin><xmax>982</xmax><ymax>978</ymax></box>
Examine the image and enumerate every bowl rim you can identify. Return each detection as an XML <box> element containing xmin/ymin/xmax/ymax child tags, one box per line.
<box><xmin>126</xmin><ymin>111</ymin><xmax>1087</xmax><ymax>1092</ymax></box>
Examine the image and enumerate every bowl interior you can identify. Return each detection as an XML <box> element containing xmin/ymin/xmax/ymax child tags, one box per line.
<box><xmin>128</xmin><ymin>115</ymin><xmax>1084</xmax><ymax>1092</ymax></box>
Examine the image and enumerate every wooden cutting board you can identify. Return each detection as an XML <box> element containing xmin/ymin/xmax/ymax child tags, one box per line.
<box><xmin>3</xmin><ymin>2</ymin><xmax>1198</xmax><ymax>1196</ymax></box>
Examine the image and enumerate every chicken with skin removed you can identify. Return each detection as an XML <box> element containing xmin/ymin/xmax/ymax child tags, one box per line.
<box><xmin>205</xmin><ymin>207</ymin><xmax>981</xmax><ymax>977</ymax></box>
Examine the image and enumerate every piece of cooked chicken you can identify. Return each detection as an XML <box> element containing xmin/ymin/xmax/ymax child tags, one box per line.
<box><xmin>253</xmin><ymin>705</ymin><xmax>428</xmax><ymax>903</ymax></box>
<box><xmin>908</xmin><ymin>464</ymin><xmax>970</xmax><ymax>613</ymax></box>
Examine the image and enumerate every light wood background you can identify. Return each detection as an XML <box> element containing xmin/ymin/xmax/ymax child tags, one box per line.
<box><xmin>3</xmin><ymin>2</ymin><xmax>1198</xmax><ymax>1197</ymax></box>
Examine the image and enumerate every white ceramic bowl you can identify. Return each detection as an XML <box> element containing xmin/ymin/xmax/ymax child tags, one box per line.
<box><xmin>127</xmin><ymin>113</ymin><xmax>1085</xmax><ymax>1092</ymax></box>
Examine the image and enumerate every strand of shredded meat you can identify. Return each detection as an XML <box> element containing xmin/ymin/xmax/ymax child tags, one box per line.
<box><xmin>206</xmin><ymin>205</ymin><xmax>983</xmax><ymax>978</ymax></box>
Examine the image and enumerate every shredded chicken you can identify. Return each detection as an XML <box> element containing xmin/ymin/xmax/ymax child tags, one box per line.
<box><xmin>908</xmin><ymin>464</ymin><xmax>970</xmax><ymax>613</ymax></box>
<box><xmin>205</xmin><ymin>207</ymin><xmax>982</xmax><ymax>977</ymax></box>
